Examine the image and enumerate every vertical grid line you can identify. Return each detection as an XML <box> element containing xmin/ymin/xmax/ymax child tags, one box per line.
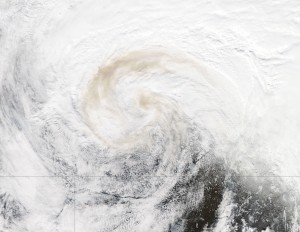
<box><xmin>73</xmin><ymin>174</ymin><xmax>76</xmax><ymax>232</ymax></box>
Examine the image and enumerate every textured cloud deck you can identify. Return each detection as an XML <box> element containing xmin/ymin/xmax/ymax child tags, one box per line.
<box><xmin>1</xmin><ymin>0</ymin><xmax>300</xmax><ymax>231</ymax></box>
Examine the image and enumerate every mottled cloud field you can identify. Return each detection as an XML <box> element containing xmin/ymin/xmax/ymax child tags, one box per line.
<box><xmin>1</xmin><ymin>0</ymin><xmax>300</xmax><ymax>231</ymax></box>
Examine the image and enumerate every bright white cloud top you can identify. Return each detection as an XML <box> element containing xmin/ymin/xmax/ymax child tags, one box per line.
<box><xmin>1</xmin><ymin>0</ymin><xmax>300</xmax><ymax>231</ymax></box>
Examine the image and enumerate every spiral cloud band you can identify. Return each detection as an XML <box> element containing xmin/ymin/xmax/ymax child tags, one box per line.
<box><xmin>1</xmin><ymin>0</ymin><xmax>300</xmax><ymax>231</ymax></box>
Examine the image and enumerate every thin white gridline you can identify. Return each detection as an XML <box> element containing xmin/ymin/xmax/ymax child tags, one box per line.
<box><xmin>73</xmin><ymin>174</ymin><xmax>75</xmax><ymax>232</ymax></box>
<box><xmin>0</xmin><ymin>175</ymin><xmax>300</xmax><ymax>177</ymax></box>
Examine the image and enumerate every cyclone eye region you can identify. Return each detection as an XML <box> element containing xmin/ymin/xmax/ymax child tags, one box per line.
<box><xmin>1</xmin><ymin>1</ymin><xmax>300</xmax><ymax>231</ymax></box>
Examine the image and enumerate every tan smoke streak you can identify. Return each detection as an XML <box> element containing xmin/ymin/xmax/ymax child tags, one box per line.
<box><xmin>82</xmin><ymin>49</ymin><xmax>242</xmax><ymax>151</ymax></box>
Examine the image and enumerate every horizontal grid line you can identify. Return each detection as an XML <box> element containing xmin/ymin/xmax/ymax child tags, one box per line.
<box><xmin>0</xmin><ymin>175</ymin><xmax>178</xmax><ymax>178</ymax></box>
<box><xmin>236</xmin><ymin>176</ymin><xmax>300</xmax><ymax>177</ymax></box>
<box><xmin>1</xmin><ymin>175</ymin><xmax>300</xmax><ymax>178</ymax></box>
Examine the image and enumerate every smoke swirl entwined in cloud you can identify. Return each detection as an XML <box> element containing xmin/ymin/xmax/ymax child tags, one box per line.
<box><xmin>1</xmin><ymin>1</ymin><xmax>300</xmax><ymax>231</ymax></box>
